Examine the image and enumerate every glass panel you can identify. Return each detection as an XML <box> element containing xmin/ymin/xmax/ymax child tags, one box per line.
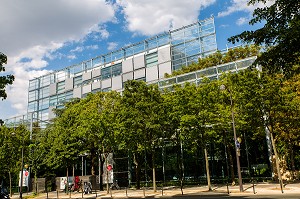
<box><xmin>40</xmin><ymin>86</ymin><xmax>49</xmax><ymax>98</ymax></box>
<box><xmin>184</xmin><ymin>25</ymin><xmax>198</xmax><ymax>41</ymax></box>
<box><xmin>146</xmin><ymin>52</ymin><xmax>158</xmax><ymax>68</ymax></box>
<box><xmin>196</xmin><ymin>67</ymin><xmax>217</xmax><ymax>77</ymax></box>
<box><xmin>171</xmin><ymin>31</ymin><xmax>184</xmax><ymax>45</ymax></box>
<box><xmin>39</xmin><ymin>98</ymin><xmax>49</xmax><ymax>110</ymax></box>
<box><xmin>134</xmin><ymin>43</ymin><xmax>145</xmax><ymax>54</ymax></box>
<box><xmin>74</xmin><ymin>75</ymin><xmax>82</xmax><ymax>88</ymax></box>
<box><xmin>157</xmin><ymin>34</ymin><xmax>169</xmax><ymax>46</ymax></box>
<box><xmin>65</xmin><ymin>91</ymin><xmax>73</xmax><ymax>101</ymax></box>
<box><xmin>101</xmin><ymin>66</ymin><xmax>111</xmax><ymax>80</ymax></box>
<box><xmin>236</xmin><ymin>58</ymin><xmax>255</xmax><ymax>69</ymax></box>
<box><xmin>49</xmin><ymin>96</ymin><xmax>57</xmax><ymax>106</ymax></box>
<box><xmin>28</xmin><ymin>90</ymin><xmax>38</xmax><ymax>102</ymax></box>
<box><xmin>218</xmin><ymin>63</ymin><xmax>236</xmax><ymax>72</ymax></box>
<box><xmin>40</xmin><ymin>75</ymin><xmax>51</xmax><ymax>87</ymax></box>
<box><xmin>112</xmin><ymin>63</ymin><xmax>122</xmax><ymax>77</ymax></box>
<box><xmin>57</xmin><ymin>93</ymin><xmax>65</xmax><ymax>105</ymax></box>
<box><xmin>112</xmin><ymin>50</ymin><xmax>124</xmax><ymax>62</ymax></box>
<box><xmin>28</xmin><ymin>101</ymin><xmax>38</xmax><ymax>112</ymax></box>
<box><xmin>92</xmin><ymin>56</ymin><xmax>103</xmax><ymax>67</ymax></box>
<box><xmin>102</xmin><ymin>87</ymin><xmax>111</xmax><ymax>92</ymax></box>
<box><xmin>147</xmin><ymin>39</ymin><xmax>157</xmax><ymax>50</ymax></box>
<box><xmin>29</xmin><ymin>79</ymin><xmax>39</xmax><ymax>91</ymax></box>
<box><xmin>158</xmin><ymin>77</ymin><xmax>177</xmax><ymax>87</ymax></box>
<box><xmin>57</xmin><ymin>81</ymin><xmax>65</xmax><ymax>93</ymax></box>
<box><xmin>177</xmin><ymin>73</ymin><xmax>196</xmax><ymax>83</ymax></box>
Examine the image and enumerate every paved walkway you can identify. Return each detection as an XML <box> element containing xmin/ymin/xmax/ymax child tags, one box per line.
<box><xmin>11</xmin><ymin>183</ymin><xmax>300</xmax><ymax>198</ymax></box>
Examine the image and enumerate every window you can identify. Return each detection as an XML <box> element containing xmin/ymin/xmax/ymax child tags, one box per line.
<box><xmin>146</xmin><ymin>52</ymin><xmax>158</xmax><ymax>68</ymax></box>
<box><xmin>57</xmin><ymin>81</ymin><xmax>65</xmax><ymax>93</ymax></box>
<box><xmin>101</xmin><ymin>66</ymin><xmax>111</xmax><ymax>80</ymax></box>
<box><xmin>112</xmin><ymin>63</ymin><xmax>122</xmax><ymax>77</ymax></box>
<box><xmin>28</xmin><ymin>90</ymin><xmax>38</xmax><ymax>102</ymax></box>
<box><xmin>74</xmin><ymin>75</ymin><xmax>82</xmax><ymax>88</ymax></box>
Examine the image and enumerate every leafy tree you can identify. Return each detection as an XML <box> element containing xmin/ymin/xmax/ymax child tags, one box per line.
<box><xmin>118</xmin><ymin>80</ymin><xmax>165</xmax><ymax>191</ymax></box>
<box><xmin>0</xmin><ymin>125</ymin><xmax>30</xmax><ymax>196</ymax></box>
<box><xmin>0</xmin><ymin>52</ymin><xmax>14</xmax><ymax>100</ymax></box>
<box><xmin>228</xmin><ymin>0</ymin><xmax>300</xmax><ymax>75</ymax></box>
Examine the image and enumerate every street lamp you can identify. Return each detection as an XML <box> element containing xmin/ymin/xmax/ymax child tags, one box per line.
<box><xmin>221</xmin><ymin>84</ymin><xmax>243</xmax><ymax>192</ymax></box>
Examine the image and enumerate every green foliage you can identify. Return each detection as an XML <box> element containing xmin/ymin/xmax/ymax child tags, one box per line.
<box><xmin>0</xmin><ymin>52</ymin><xmax>14</xmax><ymax>100</ymax></box>
<box><xmin>165</xmin><ymin>45</ymin><xmax>260</xmax><ymax>78</ymax></box>
<box><xmin>228</xmin><ymin>0</ymin><xmax>300</xmax><ymax>75</ymax></box>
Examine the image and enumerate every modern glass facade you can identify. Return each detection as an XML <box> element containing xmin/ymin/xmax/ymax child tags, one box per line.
<box><xmin>5</xmin><ymin>17</ymin><xmax>249</xmax><ymax>127</ymax></box>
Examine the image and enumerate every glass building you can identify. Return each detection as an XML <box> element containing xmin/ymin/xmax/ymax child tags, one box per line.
<box><xmin>3</xmin><ymin>17</ymin><xmax>255</xmax><ymax>127</ymax></box>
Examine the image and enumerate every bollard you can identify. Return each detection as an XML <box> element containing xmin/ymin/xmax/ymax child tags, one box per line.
<box><xmin>56</xmin><ymin>189</ymin><xmax>59</xmax><ymax>199</ymax></box>
<box><xmin>126</xmin><ymin>187</ymin><xmax>128</xmax><ymax>197</ymax></box>
<box><xmin>162</xmin><ymin>186</ymin><xmax>163</xmax><ymax>196</ymax></box>
<box><xmin>252</xmin><ymin>179</ymin><xmax>256</xmax><ymax>194</ymax></box>
<box><xmin>143</xmin><ymin>187</ymin><xmax>145</xmax><ymax>197</ymax></box>
<box><xmin>226</xmin><ymin>182</ymin><xmax>229</xmax><ymax>194</ymax></box>
<box><xmin>46</xmin><ymin>190</ymin><xmax>48</xmax><ymax>199</ymax></box>
<box><xmin>82</xmin><ymin>190</ymin><xmax>83</xmax><ymax>199</ymax></box>
<box><xmin>110</xmin><ymin>187</ymin><xmax>112</xmax><ymax>198</ymax></box>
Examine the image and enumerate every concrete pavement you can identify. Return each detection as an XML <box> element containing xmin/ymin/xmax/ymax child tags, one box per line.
<box><xmin>11</xmin><ymin>183</ymin><xmax>300</xmax><ymax>198</ymax></box>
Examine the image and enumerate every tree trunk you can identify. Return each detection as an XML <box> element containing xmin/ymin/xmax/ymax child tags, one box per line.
<box><xmin>9</xmin><ymin>171</ymin><xmax>12</xmax><ymax>197</ymax></box>
<box><xmin>133</xmin><ymin>153</ymin><xmax>141</xmax><ymax>189</ymax></box>
<box><xmin>151</xmin><ymin>151</ymin><xmax>156</xmax><ymax>192</ymax></box>
<box><xmin>289</xmin><ymin>142</ymin><xmax>295</xmax><ymax>180</ymax></box>
<box><xmin>204</xmin><ymin>146</ymin><xmax>212</xmax><ymax>191</ymax></box>
<box><xmin>91</xmin><ymin>149</ymin><xmax>96</xmax><ymax>176</ymax></box>
<box><xmin>228</xmin><ymin>145</ymin><xmax>235</xmax><ymax>184</ymax></box>
<box><xmin>270</xmin><ymin>130</ymin><xmax>284</xmax><ymax>193</ymax></box>
<box><xmin>99</xmin><ymin>155</ymin><xmax>104</xmax><ymax>191</ymax></box>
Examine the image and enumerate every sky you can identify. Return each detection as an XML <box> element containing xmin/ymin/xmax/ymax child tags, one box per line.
<box><xmin>0</xmin><ymin>0</ymin><xmax>272</xmax><ymax>120</ymax></box>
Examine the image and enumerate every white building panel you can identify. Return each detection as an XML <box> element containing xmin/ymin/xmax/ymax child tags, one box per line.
<box><xmin>134</xmin><ymin>69</ymin><xmax>145</xmax><ymax>79</ymax></box>
<box><xmin>133</xmin><ymin>55</ymin><xmax>145</xmax><ymax>70</ymax></box>
<box><xmin>122</xmin><ymin>58</ymin><xmax>133</xmax><ymax>73</ymax></box>
<box><xmin>158</xmin><ymin>62</ymin><xmax>172</xmax><ymax>78</ymax></box>
<box><xmin>73</xmin><ymin>87</ymin><xmax>82</xmax><ymax>98</ymax></box>
<box><xmin>146</xmin><ymin>66</ymin><xmax>158</xmax><ymax>82</ymax></box>
<box><xmin>112</xmin><ymin>76</ymin><xmax>122</xmax><ymax>90</ymax></box>
<box><xmin>48</xmin><ymin>106</ymin><xmax>56</xmax><ymax>119</ymax></box>
<box><xmin>82</xmin><ymin>71</ymin><xmax>92</xmax><ymax>81</ymax></box>
<box><xmin>49</xmin><ymin>83</ymin><xmax>57</xmax><ymax>96</ymax></box>
<box><xmin>82</xmin><ymin>84</ymin><xmax>92</xmax><ymax>94</ymax></box>
<box><xmin>65</xmin><ymin>78</ymin><xmax>74</xmax><ymax>91</ymax></box>
<box><xmin>158</xmin><ymin>45</ymin><xmax>171</xmax><ymax>64</ymax></box>
<box><xmin>122</xmin><ymin>72</ymin><xmax>133</xmax><ymax>82</ymax></box>
<box><xmin>92</xmin><ymin>68</ymin><xmax>101</xmax><ymax>78</ymax></box>
<box><xmin>102</xmin><ymin>79</ymin><xmax>111</xmax><ymax>89</ymax></box>
<box><xmin>92</xmin><ymin>81</ymin><xmax>101</xmax><ymax>90</ymax></box>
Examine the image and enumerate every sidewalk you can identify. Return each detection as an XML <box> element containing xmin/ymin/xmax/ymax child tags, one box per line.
<box><xmin>11</xmin><ymin>183</ymin><xmax>300</xmax><ymax>198</ymax></box>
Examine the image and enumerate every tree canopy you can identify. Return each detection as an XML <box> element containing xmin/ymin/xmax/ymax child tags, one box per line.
<box><xmin>0</xmin><ymin>52</ymin><xmax>14</xmax><ymax>100</ymax></box>
<box><xmin>228</xmin><ymin>0</ymin><xmax>300</xmax><ymax>75</ymax></box>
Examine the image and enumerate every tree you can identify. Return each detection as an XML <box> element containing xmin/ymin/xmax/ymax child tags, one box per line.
<box><xmin>118</xmin><ymin>80</ymin><xmax>165</xmax><ymax>191</ymax></box>
<box><xmin>0</xmin><ymin>52</ymin><xmax>14</xmax><ymax>100</ymax></box>
<box><xmin>228</xmin><ymin>0</ymin><xmax>300</xmax><ymax>75</ymax></box>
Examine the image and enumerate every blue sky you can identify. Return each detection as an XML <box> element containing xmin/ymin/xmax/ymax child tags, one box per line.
<box><xmin>0</xmin><ymin>0</ymin><xmax>272</xmax><ymax>120</ymax></box>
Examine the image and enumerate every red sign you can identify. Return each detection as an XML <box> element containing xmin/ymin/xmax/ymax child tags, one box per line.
<box><xmin>25</xmin><ymin>171</ymin><xmax>29</xmax><ymax>177</ymax></box>
<box><xmin>107</xmin><ymin>164</ymin><xmax>113</xmax><ymax>171</ymax></box>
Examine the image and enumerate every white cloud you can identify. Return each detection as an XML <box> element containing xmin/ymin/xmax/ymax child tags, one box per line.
<box><xmin>116</xmin><ymin>0</ymin><xmax>216</xmax><ymax>36</ymax></box>
<box><xmin>107</xmin><ymin>42</ymin><xmax>118</xmax><ymax>51</ymax></box>
<box><xmin>70</xmin><ymin>46</ymin><xmax>84</xmax><ymax>53</ymax></box>
<box><xmin>86</xmin><ymin>45</ymin><xmax>99</xmax><ymax>50</ymax></box>
<box><xmin>0</xmin><ymin>0</ymin><xmax>116</xmax><ymax>119</ymax></box>
<box><xmin>236</xmin><ymin>17</ymin><xmax>249</xmax><ymax>26</ymax></box>
<box><xmin>218</xmin><ymin>0</ymin><xmax>274</xmax><ymax>17</ymax></box>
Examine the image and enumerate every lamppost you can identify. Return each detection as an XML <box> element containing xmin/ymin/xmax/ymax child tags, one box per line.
<box><xmin>221</xmin><ymin>84</ymin><xmax>243</xmax><ymax>192</ymax></box>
